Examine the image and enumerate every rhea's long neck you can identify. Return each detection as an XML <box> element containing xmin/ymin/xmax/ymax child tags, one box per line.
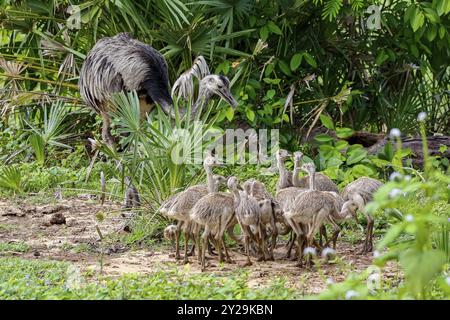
<box><xmin>309</xmin><ymin>169</ymin><xmax>315</xmax><ymax>191</ymax></box>
<box><xmin>292</xmin><ymin>160</ymin><xmax>302</xmax><ymax>187</ymax></box>
<box><xmin>277</xmin><ymin>157</ymin><xmax>290</xmax><ymax>188</ymax></box>
<box><xmin>231</xmin><ymin>188</ymin><xmax>241</xmax><ymax>207</ymax></box>
<box><xmin>191</xmin><ymin>86</ymin><xmax>211</xmax><ymax>117</ymax></box>
<box><xmin>205</xmin><ymin>164</ymin><xmax>215</xmax><ymax>193</ymax></box>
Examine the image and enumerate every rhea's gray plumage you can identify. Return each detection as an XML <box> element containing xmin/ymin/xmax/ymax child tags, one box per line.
<box><xmin>79</xmin><ymin>33</ymin><xmax>172</xmax><ymax>147</ymax></box>
<box><xmin>80</xmin><ymin>33</ymin><xmax>172</xmax><ymax>114</ymax></box>
<box><xmin>242</xmin><ymin>178</ymin><xmax>272</xmax><ymax>201</ymax></box>
<box><xmin>162</xmin><ymin>155</ymin><xmax>224</xmax><ymax>263</ymax></box>
<box><xmin>339</xmin><ymin>176</ymin><xmax>383</xmax><ymax>254</ymax></box>
<box><xmin>292</xmin><ymin>151</ymin><xmax>338</xmax><ymax>192</ymax></box>
<box><xmin>284</xmin><ymin>162</ymin><xmax>337</xmax><ymax>266</ymax></box>
<box><xmin>228</xmin><ymin>177</ymin><xmax>267</xmax><ymax>265</ymax></box>
<box><xmin>274</xmin><ymin>151</ymin><xmax>308</xmax><ymax>259</ymax></box>
<box><xmin>241</xmin><ymin>178</ymin><xmax>278</xmax><ymax>259</ymax></box>
<box><xmin>80</xmin><ymin>35</ymin><xmax>237</xmax><ymax>147</ymax></box>
<box><xmin>341</xmin><ymin>177</ymin><xmax>383</xmax><ymax>204</ymax></box>
<box><xmin>164</xmin><ymin>224</ymin><xmax>178</xmax><ymax>241</ymax></box>
<box><xmin>275</xmin><ymin>149</ymin><xmax>293</xmax><ymax>192</ymax></box>
<box><xmin>190</xmin><ymin>177</ymin><xmax>237</xmax><ymax>270</ymax></box>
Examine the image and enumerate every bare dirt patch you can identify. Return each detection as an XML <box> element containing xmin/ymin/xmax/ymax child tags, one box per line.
<box><xmin>0</xmin><ymin>195</ymin><xmax>400</xmax><ymax>295</ymax></box>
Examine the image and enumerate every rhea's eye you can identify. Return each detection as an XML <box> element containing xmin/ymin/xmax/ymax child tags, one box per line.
<box><xmin>218</xmin><ymin>84</ymin><xmax>223</xmax><ymax>89</ymax></box>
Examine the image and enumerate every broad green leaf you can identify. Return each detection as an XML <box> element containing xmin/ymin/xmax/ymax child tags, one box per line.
<box><xmin>423</xmin><ymin>7</ymin><xmax>440</xmax><ymax>23</ymax></box>
<box><xmin>436</xmin><ymin>0</ymin><xmax>450</xmax><ymax>15</ymax></box>
<box><xmin>351</xmin><ymin>164</ymin><xmax>375</xmax><ymax>177</ymax></box>
<box><xmin>246</xmin><ymin>109</ymin><xmax>255</xmax><ymax>122</ymax></box>
<box><xmin>427</xmin><ymin>24</ymin><xmax>438</xmax><ymax>41</ymax></box>
<box><xmin>335</xmin><ymin>127</ymin><xmax>354</xmax><ymax>138</ymax></box>
<box><xmin>320</xmin><ymin>114</ymin><xmax>334</xmax><ymax>130</ymax></box>
<box><xmin>411</xmin><ymin>8</ymin><xmax>425</xmax><ymax>31</ymax></box>
<box><xmin>314</xmin><ymin>134</ymin><xmax>334</xmax><ymax>143</ymax></box>
<box><xmin>290</xmin><ymin>53</ymin><xmax>303</xmax><ymax>71</ymax></box>
<box><xmin>266</xmin><ymin>89</ymin><xmax>276</xmax><ymax>100</ymax></box>
<box><xmin>267</xmin><ymin>21</ymin><xmax>282</xmax><ymax>35</ymax></box>
<box><xmin>335</xmin><ymin>140</ymin><xmax>349</xmax><ymax>150</ymax></box>
<box><xmin>347</xmin><ymin>148</ymin><xmax>368</xmax><ymax>165</ymax></box>
<box><xmin>375</xmin><ymin>50</ymin><xmax>389</xmax><ymax>65</ymax></box>
<box><xmin>260</xmin><ymin>25</ymin><xmax>269</xmax><ymax>40</ymax></box>
<box><xmin>303</xmin><ymin>52</ymin><xmax>317</xmax><ymax>68</ymax></box>
<box><xmin>400</xmin><ymin>249</ymin><xmax>446</xmax><ymax>296</ymax></box>
<box><xmin>439</xmin><ymin>25</ymin><xmax>446</xmax><ymax>38</ymax></box>
<box><xmin>278</xmin><ymin>60</ymin><xmax>292</xmax><ymax>76</ymax></box>
<box><xmin>404</xmin><ymin>5</ymin><xmax>416</xmax><ymax>22</ymax></box>
<box><xmin>225</xmin><ymin>106</ymin><xmax>234</xmax><ymax>121</ymax></box>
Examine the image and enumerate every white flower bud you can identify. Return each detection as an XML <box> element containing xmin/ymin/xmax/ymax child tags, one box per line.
<box><xmin>389</xmin><ymin>188</ymin><xmax>402</xmax><ymax>198</ymax></box>
<box><xmin>345</xmin><ymin>290</ymin><xmax>359</xmax><ymax>300</ymax></box>
<box><xmin>303</xmin><ymin>247</ymin><xmax>317</xmax><ymax>257</ymax></box>
<box><xmin>417</xmin><ymin>112</ymin><xmax>427</xmax><ymax>122</ymax></box>
<box><xmin>321</xmin><ymin>247</ymin><xmax>336</xmax><ymax>259</ymax></box>
<box><xmin>389</xmin><ymin>172</ymin><xmax>402</xmax><ymax>181</ymax></box>
<box><xmin>389</xmin><ymin>128</ymin><xmax>401</xmax><ymax>138</ymax></box>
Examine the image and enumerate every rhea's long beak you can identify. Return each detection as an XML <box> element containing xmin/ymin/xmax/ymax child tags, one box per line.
<box><xmin>218</xmin><ymin>89</ymin><xmax>238</xmax><ymax>108</ymax></box>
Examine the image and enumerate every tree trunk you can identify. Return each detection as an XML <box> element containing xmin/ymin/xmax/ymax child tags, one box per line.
<box><xmin>343</xmin><ymin>131</ymin><xmax>450</xmax><ymax>168</ymax></box>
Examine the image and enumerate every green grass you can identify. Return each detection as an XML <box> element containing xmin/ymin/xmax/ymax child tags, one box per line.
<box><xmin>0</xmin><ymin>223</ymin><xmax>17</xmax><ymax>232</ymax></box>
<box><xmin>0</xmin><ymin>242</ymin><xmax>30</xmax><ymax>253</ymax></box>
<box><xmin>0</xmin><ymin>257</ymin><xmax>298</xmax><ymax>300</ymax></box>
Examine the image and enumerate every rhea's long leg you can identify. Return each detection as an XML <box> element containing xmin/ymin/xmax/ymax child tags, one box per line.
<box><xmin>201</xmin><ymin>226</ymin><xmax>210</xmax><ymax>271</ymax></box>
<box><xmin>100</xmin><ymin>111</ymin><xmax>116</xmax><ymax>148</ymax></box>
<box><xmin>243</xmin><ymin>227</ymin><xmax>252</xmax><ymax>267</ymax></box>
<box><xmin>183</xmin><ymin>229</ymin><xmax>190</xmax><ymax>264</ymax></box>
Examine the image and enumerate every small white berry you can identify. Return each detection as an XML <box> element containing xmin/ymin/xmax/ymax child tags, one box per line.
<box><xmin>321</xmin><ymin>247</ymin><xmax>336</xmax><ymax>259</ymax></box>
<box><xmin>389</xmin><ymin>172</ymin><xmax>402</xmax><ymax>181</ymax></box>
<box><xmin>303</xmin><ymin>247</ymin><xmax>317</xmax><ymax>257</ymax></box>
<box><xmin>446</xmin><ymin>276</ymin><xmax>450</xmax><ymax>286</ymax></box>
<box><xmin>373</xmin><ymin>250</ymin><xmax>381</xmax><ymax>258</ymax></box>
<box><xmin>417</xmin><ymin>112</ymin><xmax>427</xmax><ymax>122</ymax></box>
<box><xmin>389</xmin><ymin>188</ymin><xmax>402</xmax><ymax>198</ymax></box>
<box><xmin>389</xmin><ymin>128</ymin><xmax>401</xmax><ymax>138</ymax></box>
<box><xmin>345</xmin><ymin>290</ymin><xmax>359</xmax><ymax>300</ymax></box>
<box><xmin>326</xmin><ymin>278</ymin><xmax>334</xmax><ymax>285</ymax></box>
<box><xmin>405</xmin><ymin>214</ymin><xmax>414</xmax><ymax>222</ymax></box>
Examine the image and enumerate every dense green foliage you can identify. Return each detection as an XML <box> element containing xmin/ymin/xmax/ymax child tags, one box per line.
<box><xmin>0</xmin><ymin>0</ymin><xmax>449</xmax><ymax>300</ymax></box>
<box><xmin>0</xmin><ymin>257</ymin><xmax>297</xmax><ymax>299</ymax></box>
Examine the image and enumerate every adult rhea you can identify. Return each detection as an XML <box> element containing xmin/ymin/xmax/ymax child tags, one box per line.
<box><xmin>79</xmin><ymin>32</ymin><xmax>237</xmax><ymax>147</ymax></box>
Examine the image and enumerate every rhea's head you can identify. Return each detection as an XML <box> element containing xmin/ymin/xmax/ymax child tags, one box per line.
<box><xmin>301</xmin><ymin>162</ymin><xmax>316</xmax><ymax>175</ymax></box>
<box><xmin>200</xmin><ymin>75</ymin><xmax>238</xmax><ymax>108</ymax></box>
<box><xmin>227</xmin><ymin>176</ymin><xmax>242</xmax><ymax>191</ymax></box>
<box><xmin>293</xmin><ymin>151</ymin><xmax>304</xmax><ymax>165</ymax></box>
<box><xmin>340</xmin><ymin>200</ymin><xmax>358</xmax><ymax>219</ymax></box>
<box><xmin>213</xmin><ymin>174</ymin><xmax>228</xmax><ymax>188</ymax></box>
<box><xmin>276</xmin><ymin>149</ymin><xmax>291</xmax><ymax>161</ymax></box>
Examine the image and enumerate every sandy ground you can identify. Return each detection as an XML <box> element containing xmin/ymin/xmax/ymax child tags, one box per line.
<box><xmin>0</xmin><ymin>195</ymin><xmax>400</xmax><ymax>295</ymax></box>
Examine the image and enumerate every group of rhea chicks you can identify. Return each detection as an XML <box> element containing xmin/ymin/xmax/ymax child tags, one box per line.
<box><xmin>159</xmin><ymin>149</ymin><xmax>383</xmax><ymax>271</ymax></box>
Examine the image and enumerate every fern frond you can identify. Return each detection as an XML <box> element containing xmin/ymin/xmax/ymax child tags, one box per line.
<box><xmin>322</xmin><ymin>0</ymin><xmax>343</xmax><ymax>21</ymax></box>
